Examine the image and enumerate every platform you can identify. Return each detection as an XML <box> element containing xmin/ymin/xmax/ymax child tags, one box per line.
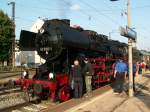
<box><xmin>44</xmin><ymin>73</ymin><xmax>150</xmax><ymax>112</ymax></box>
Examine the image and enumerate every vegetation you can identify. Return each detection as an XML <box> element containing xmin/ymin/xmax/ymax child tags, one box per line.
<box><xmin>0</xmin><ymin>10</ymin><xmax>14</xmax><ymax>66</ymax></box>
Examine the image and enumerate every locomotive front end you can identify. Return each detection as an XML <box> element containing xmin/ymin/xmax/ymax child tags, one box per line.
<box><xmin>36</xmin><ymin>23</ymin><xmax>63</xmax><ymax>61</ymax></box>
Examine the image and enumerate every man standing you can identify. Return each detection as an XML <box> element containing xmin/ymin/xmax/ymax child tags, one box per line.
<box><xmin>83</xmin><ymin>58</ymin><xmax>94</xmax><ymax>96</ymax></box>
<box><xmin>71</xmin><ymin>60</ymin><xmax>83</xmax><ymax>98</ymax></box>
<box><xmin>114</xmin><ymin>59</ymin><xmax>127</xmax><ymax>95</ymax></box>
<box><xmin>133</xmin><ymin>61</ymin><xmax>137</xmax><ymax>91</ymax></box>
<box><xmin>140</xmin><ymin>60</ymin><xmax>146</xmax><ymax>74</ymax></box>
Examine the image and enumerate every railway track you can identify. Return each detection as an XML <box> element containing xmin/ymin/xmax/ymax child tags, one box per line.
<box><xmin>0</xmin><ymin>96</ymin><xmax>57</xmax><ymax>112</ymax></box>
<box><xmin>0</xmin><ymin>71</ymin><xmax>43</xmax><ymax>112</ymax></box>
<box><xmin>0</xmin><ymin>87</ymin><xmax>21</xmax><ymax>96</ymax></box>
<box><xmin>0</xmin><ymin>70</ymin><xmax>35</xmax><ymax>80</ymax></box>
<box><xmin>1</xmin><ymin>101</ymin><xmax>53</xmax><ymax>112</ymax></box>
<box><xmin>0</xmin><ymin>91</ymin><xmax>27</xmax><ymax>111</ymax></box>
<box><xmin>0</xmin><ymin>72</ymin><xmax>22</xmax><ymax>79</ymax></box>
<box><xmin>0</xmin><ymin>78</ymin><xmax>57</xmax><ymax>112</ymax></box>
<box><xmin>0</xmin><ymin>70</ymin><xmax>35</xmax><ymax>89</ymax></box>
<box><xmin>0</xmin><ymin>87</ymin><xmax>55</xmax><ymax>112</ymax></box>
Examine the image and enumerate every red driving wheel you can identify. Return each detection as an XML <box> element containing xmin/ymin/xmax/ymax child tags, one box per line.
<box><xmin>58</xmin><ymin>86</ymin><xmax>71</xmax><ymax>102</ymax></box>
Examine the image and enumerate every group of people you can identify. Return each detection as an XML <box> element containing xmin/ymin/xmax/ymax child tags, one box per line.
<box><xmin>138</xmin><ymin>60</ymin><xmax>147</xmax><ymax>74</ymax></box>
<box><xmin>113</xmin><ymin>59</ymin><xmax>141</xmax><ymax>96</ymax></box>
<box><xmin>70</xmin><ymin>58</ymin><xmax>94</xmax><ymax>98</ymax></box>
<box><xmin>70</xmin><ymin>58</ymin><xmax>141</xmax><ymax>98</ymax></box>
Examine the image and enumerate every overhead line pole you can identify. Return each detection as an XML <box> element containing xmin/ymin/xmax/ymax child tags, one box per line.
<box><xmin>8</xmin><ymin>2</ymin><xmax>15</xmax><ymax>68</ymax></box>
<box><xmin>127</xmin><ymin>0</ymin><xmax>134</xmax><ymax>97</ymax></box>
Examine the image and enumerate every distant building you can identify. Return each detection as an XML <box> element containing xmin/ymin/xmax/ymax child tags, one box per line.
<box><xmin>15</xmin><ymin>51</ymin><xmax>45</xmax><ymax>67</ymax></box>
<box><xmin>140</xmin><ymin>50</ymin><xmax>150</xmax><ymax>63</ymax></box>
<box><xmin>15</xmin><ymin>18</ymin><xmax>46</xmax><ymax>67</ymax></box>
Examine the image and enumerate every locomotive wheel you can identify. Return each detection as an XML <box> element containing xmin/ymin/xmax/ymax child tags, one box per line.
<box><xmin>22</xmin><ymin>88</ymin><xmax>30</xmax><ymax>102</ymax></box>
<box><xmin>58</xmin><ymin>86</ymin><xmax>71</xmax><ymax>102</ymax></box>
<box><xmin>7</xmin><ymin>80</ymin><xmax>15</xmax><ymax>88</ymax></box>
<box><xmin>41</xmin><ymin>89</ymin><xmax>50</xmax><ymax>100</ymax></box>
<box><xmin>28</xmin><ymin>85</ymin><xmax>41</xmax><ymax>103</ymax></box>
<box><xmin>33</xmin><ymin>84</ymin><xmax>43</xmax><ymax>94</ymax></box>
<box><xmin>22</xmin><ymin>85</ymin><xmax>35</xmax><ymax>102</ymax></box>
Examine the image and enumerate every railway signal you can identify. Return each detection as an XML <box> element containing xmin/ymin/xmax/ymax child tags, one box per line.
<box><xmin>120</xmin><ymin>26</ymin><xmax>137</xmax><ymax>42</ymax></box>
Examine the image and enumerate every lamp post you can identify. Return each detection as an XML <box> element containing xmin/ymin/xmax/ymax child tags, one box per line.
<box><xmin>8</xmin><ymin>2</ymin><xmax>15</xmax><ymax>68</ymax></box>
<box><xmin>110</xmin><ymin>0</ymin><xmax>134</xmax><ymax>97</ymax></box>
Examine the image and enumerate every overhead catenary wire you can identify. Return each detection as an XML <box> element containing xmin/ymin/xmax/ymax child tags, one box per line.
<box><xmin>16</xmin><ymin>0</ymin><xmax>113</xmax><ymax>35</ymax></box>
<box><xmin>16</xmin><ymin>1</ymin><xmax>125</xmax><ymax>15</ymax></box>
<box><xmin>79</xmin><ymin>0</ymin><xmax>121</xmax><ymax>26</ymax></box>
<box><xmin>132</xmin><ymin>5</ymin><xmax>150</xmax><ymax>10</ymax></box>
<box><xmin>60</xmin><ymin>0</ymin><xmax>112</xmax><ymax>34</ymax></box>
<box><xmin>16</xmin><ymin>1</ymin><xmax>150</xmax><ymax>28</ymax></box>
<box><xmin>75</xmin><ymin>7</ymin><xmax>110</xmax><ymax>28</ymax></box>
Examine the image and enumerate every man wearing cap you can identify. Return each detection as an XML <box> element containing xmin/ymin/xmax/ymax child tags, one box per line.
<box><xmin>83</xmin><ymin>58</ymin><xmax>94</xmax><ymax>96</ymax></box>
<box><xmin>114</xmin><ymin>59</ymin><xmax>127</xmax><ymax>95</ymax></box>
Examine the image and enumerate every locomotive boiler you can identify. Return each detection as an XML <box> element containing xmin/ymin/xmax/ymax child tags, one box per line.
<box><xmin>20</xmin><ymin>19</ymin><xmax>127</xmax><ymax>73</ymax></box>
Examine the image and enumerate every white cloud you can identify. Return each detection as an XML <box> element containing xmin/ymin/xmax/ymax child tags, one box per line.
<box><xmin>70</xmin><ymin>4</ymin><xmax>80</xmax><ymax>11</ymax></box>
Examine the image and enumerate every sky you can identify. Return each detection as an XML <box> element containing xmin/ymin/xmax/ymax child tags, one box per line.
<box><xmin>0</xmin><ymin>0</ymin><xmax>150</xmax><ymax>50</ymax></box>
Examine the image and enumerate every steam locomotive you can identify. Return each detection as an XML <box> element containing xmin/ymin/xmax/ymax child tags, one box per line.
<box><xmin>17</xmin><ymin>19</ymin><xmax>128</xmax><ymax>102</ymax></box>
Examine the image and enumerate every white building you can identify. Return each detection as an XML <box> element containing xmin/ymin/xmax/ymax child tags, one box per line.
<box><xmin>15</xmin><ymin>51</ymin><xmax>45</xmax><ymax>66</ymax></box>
<box><xmin>15</xmin><ymin>18</ymin><xmax>46</xmax><ymax>67</ymax></box>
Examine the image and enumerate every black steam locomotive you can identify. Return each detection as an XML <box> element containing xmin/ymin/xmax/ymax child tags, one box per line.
<box><xmin>20</xmin><ymin>19</ymin><xmax>127</xmax><ymax>74</ymax></box>
<box><xmin>17</xmin><ymin>19</ymin><xmax>130</xmax><ymax>101</ymax></box>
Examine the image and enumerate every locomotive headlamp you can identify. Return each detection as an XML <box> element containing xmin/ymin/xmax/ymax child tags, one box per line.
<box><xmin>23</xmin><ymin>71</ymin><xmax>27</xmax><ymax>77</ymax></box>
<box><xmin>49</xmin><ymin>73</ymin><xmax>54</xmax><ymax>79</ymax></box>
<box><xmin>40</xmin><ymin>28</ymin><xmax>45</xmax><ymax>33</ymax></box>
<box><xmin>22</xmin><ymin>71</ymin><xmax>27</xmax><ymax>79</ymax></box>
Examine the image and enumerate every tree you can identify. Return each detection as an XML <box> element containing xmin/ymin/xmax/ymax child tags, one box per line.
<box><xmin>0</xmin><ymin>10</ymin><xmax>13</xmax><ymax>66</ymax></box>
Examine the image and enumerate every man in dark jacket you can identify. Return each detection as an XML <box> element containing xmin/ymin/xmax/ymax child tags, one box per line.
<box><xmin>71</xmin><ymin>60</ymin><xmax>83</xmax><ymax>98</ymax></box>
<box><xmin>83</xmin><ymin>58</ymin><xmax>94</xmax><ymax>96</ymax></box>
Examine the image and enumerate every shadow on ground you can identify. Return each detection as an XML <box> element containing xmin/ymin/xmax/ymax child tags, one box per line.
<box><xmin>135</xmin><ymin>91</ymin><xmax>150</xmax><ymax>110</ymax></box>
<box><xmin>135</xmin><ymin>80</ymin><xmax>150</xmax><ymax>110</ymax></box>
<box><xmin>143</xmin><ymin>74</ymin><xmax>150</xmax><ymax>79</ymax></box>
